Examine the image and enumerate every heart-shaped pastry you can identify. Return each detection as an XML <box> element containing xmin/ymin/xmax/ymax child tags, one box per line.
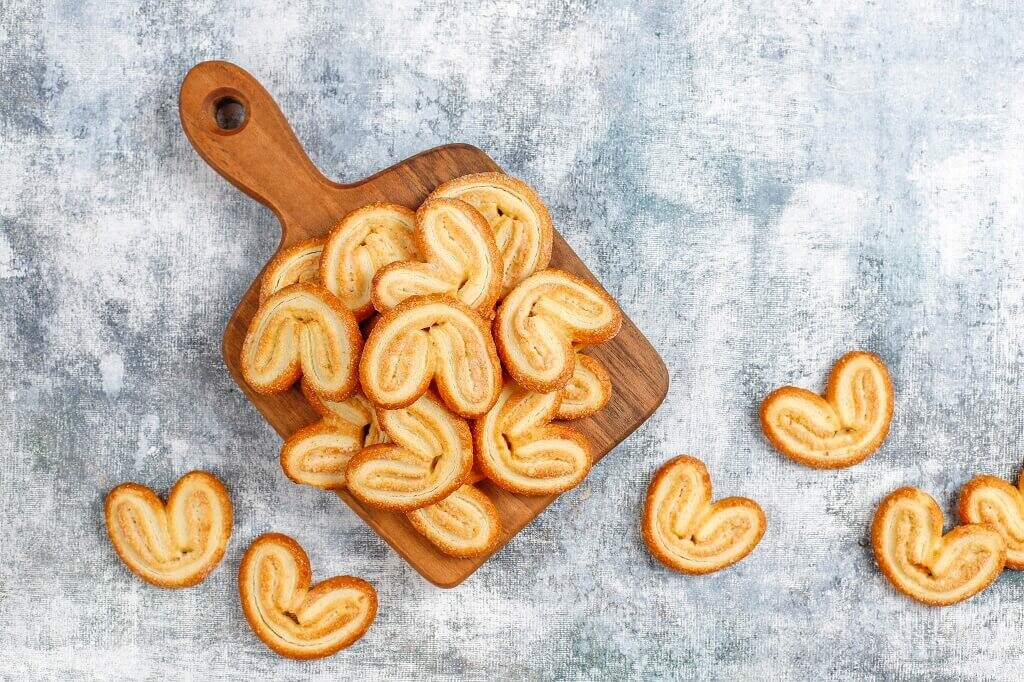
<box><xmin>759</xmin><ymin>350</ymin><xmax>894</xmax><ymax>468</ymax></box>
<box><xmin>359</xmin><ymin>294</ymin><xmax>502</xmax><ymax>417</ymax></box>
<box><xmin>319</xmin><ymin>203</ymin><xmax>417</xmax><ymax>320</ymax></box>
<box><xmin>345</xmin><ymin>391</ymin><xmax>473</xmax><ymax>511</ymax></box>
<box><xmin>555</xmin><ymin>353</ymin><xmax>611</xmax><ymax>420</ymax></box>
<box><xmin>371</xmin><ymin>198</ymin><xmax>501</xmax><ymax>314</ymax></box>
<box><xmin>642</xmin><ymin>456</ymin><xmax>765</xmax><ymax>574</ymax></box>
<box><xmin>959</xmin><ymin>472</ymin><xmax>1024</xmax><ymax>569</ymax></box>
<box><xmin>238</xmin><ymin>533</ymin><xmax>377</xmax><ymax>659</ymax></box>
<box><xmin>259</xmin><ymin>238</ymin><xmax>325</xmax><ymax>303</ymax></box>
<box><xmin>872</xmin><ymin>486</ymin><xmax>1006</xmax><ymax>605</ymax></box>
<box><xmin>474</xmin><ymin>383</ymin><xmax>592</xmax><ymax>495</ymax></box>
<box><xmin>407</xmin><ymin>483</ymin><xmax>502</xmax><ymax>558</ymax></box>
<box><xmin>495</xmin><ymin>269</ymin><xmax>622</xmax><ymax>393</ymax></box>
<box><xmin>241</xmin><ymin>282</ymin><xmax>362</xmax><ymax>400</ymax></box>
<box><xmin>104</xmin><ymin>471</ymin><xmax>232</xmax><ymax>588</ymax></box>
<box><xmin>428</xmin><ymin>172</ymin><xmax>553</xmax><ymax>296</ymax></box>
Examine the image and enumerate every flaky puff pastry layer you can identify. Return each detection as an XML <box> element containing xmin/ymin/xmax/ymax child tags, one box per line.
<box><xmin>474</xmin><ymin>383</ymin><xmax>592</xmax><ymax>496</ymax></box>
<box><xmin>319</xmin><ymin>203</ymin><xmax>417</xmax><ymax>321</ymax></box>
<box><xmin>259</xmin><ymin>238</ymin><xmax>325</xmax><ymax>304</ymax></box>
<box><xmin>105</xmin><ymin>471</ymin><xmax>232</xmax><ymax>588</ymax></box>
<box><xmin>359</xmin><ymin>294</ymin><xmax>502</xmax><ymax>417</ymax></box>
<box><xmin>555</xmin><ymin>353</ymin><xmax>612</xmax><ymax>420</ymax></box>
<box><xmin>872</xmin><ymin>487</ymin><xmax>1005</xmax><ymax>606</ymax></box>
<box><xmin>238</xmin><ymin>533</ymin><xmax>377</xmax><ymax>660</ymax></box>
<box><xmin>241</xmin><ymin>282</ymin><xmax>362</xmax><ymax>401</ymax></box>
<box><xmin>959</xmin><ymin>472</ymin><xmax>1024</xmax><ymax>569</ymax></box>
<box><xmin>760</xmin><ymin>351</ymin><xmax>893</xmax><ymax>469</ymax></box>
<box><xmin>494</xmin><ymin>269</ymin><xmax>622</xmax><ymax>393</ymax></box>
<box><xmin>345</xmin><ymin>391</ymin><xmax>473</xmax><ymax>511</ymax></box>
<box><xmin>407</xmin><ymin>483</ymin><xmax>502</xmax><ymax>558</ymax></box>
<box><xmin>428</xmin><ymin>172</ymin><xmax>553</xmax><ymax>297</ymax></box>
<box><xmin>642</xmin><ymin>456</ymin><xmax>764</xmax><ymax>575</ymax></box>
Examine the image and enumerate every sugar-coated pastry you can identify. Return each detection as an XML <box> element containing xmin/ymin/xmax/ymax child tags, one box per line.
<box><xmin>371</xmin><ymin>198</ymin><xmax>501</xmax><ymax>314</ymax></box>
<box><xmin>359</xmin><ymin>294</ymin><xmax>502</xmax><ymax>417</ymax></box>
<box><xmin>407</xmin><ymin>484</ymin><xmax>502</xmax><ymax>558</ymax></box>
<box><xmin>238</xmin><ymin>533</ymin><xmax>377</xmax><ymax>659</ymax></box>
<box><xmin>495</xmin><ymin>269</ymin><xmax>622</xmax><ymax>393</ymax></box>
<box><xmin>642</xmin><ymin>456</ymin><xmax>765</xmax><ymax>575</ymax></box>
<box><xmin>241</xmin><ymin>282</ymin><xmax>362</xmax><ymax>400</ymax></box>
<box><xmin>759</xmin><ymin>351</ymin><xmax>893</xmax><ymax>469</ymax></box>
<box><xmin>105</xmin><ymin>471</ymin><xmax>232</xmax><ymax>588</ymax></box>
<box><xmin>428</xmin><ymin>172</ymin><xmax>553</xmax><ymax>296</ymax></box>
<box><xmin>319</xmin><ymin>203</ymin><xmax>417</xmax><ymax>320</ymax></box>
<box><xmin>474</xmin><ymin>383</ymin><xmax>591</xmax><ymax>496</ymax></box>
<box><xmin>345</xmin><ymin>391</ymin><xmax>473</xmax><ymax>511</ymax></box>
<box><xmin>959</xmin><ymin>472</ymin><xmax>1024</xmax><ymax>569</ymax></box>
<box><xmin>872</xmin><ymin>487</ymin><xmax>1005</xmax><ymax>606</ymax></box>
<box><xmin>555</xmin><ymin>353</ymin><xmax>612</xmax><ymax>420</ymax></box>
<box><xmin>259</xmin><ymin>238</ymin><xmax>324</xmax><ymax>303</ymax></box>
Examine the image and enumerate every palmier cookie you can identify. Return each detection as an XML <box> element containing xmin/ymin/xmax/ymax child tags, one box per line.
<box><xmin>319</xmin><ymin>203</ymin><xmax>417</xmax><ymax>320</ymax></box>
<box><xmin>959</xmin><ymin>471</ymin><xmax>1024</xmax><ymax>569</ymax></box>
<box><xmin>555</xmin><ymin>353</ymin><xmax>612</xmax><ymax>420</ymax></box>
<box><xmin>474</xmin><ymin>383</ymin><xmax>592</xmax><ymax>496</ymax></box>
<box><xmin>642</xmin><ymin>456</ymin><xmax>765</xmax><ymax>574</ymax></box>
<box><xmin>372</xmin><ymin>198</ymin><xmax>501</xmax><ymax>314</ymax></box>
<box><xmin>495</xmin><ymin>269</ymin><xmax>622</xmax><ymax>393</ymax></box>
<box><xmin>359</xmin><ymin>294</ymin><xmax>501</xmax><ymax>417</ymax></box>
<box><xmin>105</xmin><ymin>471</ymin><xmax>232</xmax><ymax>588</ymax></box>
<box><xmin>407</xmin><ymin>484</ymin><xmax>502</xmax><ymax>558</ymax></box>
<box><xmin>759</xmin><ymin>351</ymin><xmax>893</xmax><ymax>468</ymax></box>
<box><xmin>872</xmin><ymin>487</ymin><xmax>1005</xmax><ymax>606</ymax></box>
<box><xmin>241</xmin><ymin>282</ymin><xmax>362</xmax><ymax>400</ymax></box>
<box><xmin>345</xmin><ymin>391</ymin><xmax>473</xmax><ymax>511</ymax></box>
<box><xmin>428</xmin><ymin>172</ymin><xmax>553</xmax><ymax>296</ymax></box>
<box><xmin>239</xmin><ymin>533</ymin><xmax>376</xmax><ymax>659</ymax></box>
<box><xmin>259</xmin><ymin>238</ymin><xmax>325</xmax><ymax>303</ymax></box>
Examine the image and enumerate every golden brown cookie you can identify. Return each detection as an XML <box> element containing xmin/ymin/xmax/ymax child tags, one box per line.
<box><xmin>555</xmin><ymin>353</ymin><xmax>612</xmax><ymax>420</ymax></box>
<box><xmin>259</xmin><ymin>238</ymin><xmax>325</xmax><ymax>303</ymax></box>
<box><xmin>407</xmin><ymin>484</ymin><xmax>502</xmax><ymax>558</ymax></box>
<box><xmin>959</xmin><ymin>472</ymin><xmax>1024</xmax><ymax>569</ymax></box>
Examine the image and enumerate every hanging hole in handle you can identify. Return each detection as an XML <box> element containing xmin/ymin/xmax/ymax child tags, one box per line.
<box><xmin>202</xmin><ymin>88</ymin><xmax>250</xmax><ymax>135</ymax></box>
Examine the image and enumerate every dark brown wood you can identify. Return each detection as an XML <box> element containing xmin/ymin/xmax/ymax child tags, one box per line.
<box><xmin>180</xmin><ymin>60</ymin><xmax>669</xmax><ymax>587</ymax></box>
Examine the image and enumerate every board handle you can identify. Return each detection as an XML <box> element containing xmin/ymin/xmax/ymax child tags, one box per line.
<box><xmin>179</xmin><ymin>60</ymin><xmax>341</xmax><ymax>234</ymax></box>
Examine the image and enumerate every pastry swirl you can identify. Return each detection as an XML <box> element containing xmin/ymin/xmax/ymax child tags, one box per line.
<box><xmin>259</xmin><ymin>238</ymin><xmax>325</xmax><ymax>303</ymax></box>
<box><xmin>239</xmin><ymin>533</ymin><xmax>377</xmax><ymax>659</ymax></box>
<box><xmin>959</xmin><ymin>472</ymin><xmax>1024</xmax><ymax>569</ymax></box>
<box><xmin>642</xmin><ymin>456</ymin><xmax>765</xmax><ymax>574</ymax></box>
<box><xmin>320</xmin><ymin>203</ymin><xmax>417</xmax><ymax>320</ymax></box>
<box><xmin>241</xmin><ymin>282</ymin><xmax>362</xmax><ymax>400</ymax></box>
<box><xmin>407</xmin><ymin>483</ymin><xmax>502</xmax><ymax>558</ymax></box>
<box><xmin>345</xmin><ymin>391</ymin><xmax>473</xmax><ymax>511</ymax></box>
<box><xmin>104</xmin><ymin>471</ymin><xmax>232</xmax><ymax>588</ymax></box>
<box><xmin>555</xmin><ymin>353</ymin><xmax>612</xmax><ymax>420</ymax></box>
<box><xmin>359</xmin><ymin>294</ymin><xmax>502</xmax><ymax>417</ymax></box>
<box><xmin>474</xmin><ymin>383</ymin><xmax>592</xmax><ymax>496</ymax></box>
<box><xmin>429</xmin><ymin>172</ymin><xmax>553</xmax><ymax>296</ymax></box>
<box><xmin>759</xmin><ymin>351</ymin><xmax>893</xmax><ymax>468</ymax></box>
<box><xmin>872</xmin><ymin>487</ymin><xmax>1006</xmax><ymax>605</ymax></box>
<box><xmin>371</xmin><ymin>198</ymin><xmax>501</xmax><ymax>314</ymax></box>
<box><xmin>495</xmin><ymin>269</ymin><xmax>622</xmax><ymax>393</ymax></box>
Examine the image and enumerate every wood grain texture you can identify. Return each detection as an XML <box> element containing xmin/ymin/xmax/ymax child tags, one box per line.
<box><xmin>179</xmin><ymin>60</ymin><xmax>668</xmax><ymax>587</ymax></box>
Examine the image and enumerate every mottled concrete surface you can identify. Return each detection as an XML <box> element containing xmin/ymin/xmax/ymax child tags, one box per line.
<box><xmin>3</xmin><ymin>1</ymin><xmax>1024</xmax><ymax>679</ymax></box>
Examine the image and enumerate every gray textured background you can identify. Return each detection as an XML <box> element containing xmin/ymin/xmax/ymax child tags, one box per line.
<box><xmin>3</xmin><ymin>1</ymin><xmax>1024</xmax><ymax>679</ymax></box>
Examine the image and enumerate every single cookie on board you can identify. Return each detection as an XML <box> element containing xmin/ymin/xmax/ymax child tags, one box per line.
<box><xmin>319</xmin><ymin>203</ymin><xmax>417</xmax><ymax>321</ymax></box>
<box><xmin>474</xmin><ymin>383</ymin><xmax>592</xmax><ymax>496</ymax></box>
<box><xmin>259</xmin><ymin>238</ymin><xmax>325</xmax><ymax>303</ymax></box>
<box><xmin>495</xmin><ymin>269</ymin><xmax>622</xmax><ymax>393</ymax></box>
<box><xmin>407</xmin><ymin>483</ymin><xmax>502</xmax><ymax>558</ymax></box>
<box><xmin>238</xmin><ymin>533</ymin><xmax>377</xmax><ymax>660</ymax></box>
<box><xmin>241</xmin><ymin>282</ymin><xmax>362</xmax><ymax>400</ymax></box>
<box><xmin>872</xmin><ymin>486</ymin><xmax>1005</xmax><ymax>606</ymax></box>
<box><xmin>359</xmin><ymin>294</ymin><xmax>502</xmax><ymax>417</ymax></box>
<box><xmin>759</xmin><ymin>351</ymin><xmax>894</xmax><ymax>468</ymax></box>
<box><xmin>427</xmin><ymin>172</ymin><xmax>553</xmax><ymax>296</ymax></box>
<box><xmin>345</xmin><ymin>391</ymin><xmax>473</xmax><ymax>511</ymax></box>
<box><xmin>642</xmin><ymin>456</ymin><xmax>765</xmax><ymax>574</ymax></box>
<box><xmin>371</xmin><ymin>198</ymin><xmax>502</xmax><ymax>315</ymax></box>
<box><xmin>555</xmin><ymin>353</ymin><xmax>612</xmax><ymax>420</ymax></box>
<box><xmin>105</xmin><ymin>471</ymin><xmax>232</xmax><ymax>588</ymax></box>
<box><xmin>959</xmin><ymin>471</ymin><xmax>1024</xmax><ymax>569</ymax></box>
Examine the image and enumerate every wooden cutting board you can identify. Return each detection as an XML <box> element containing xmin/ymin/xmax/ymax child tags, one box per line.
<box><xmin>179</xmin><ymin>60</ymin><xmax>669</xmax><ymax>587</ymax></box>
